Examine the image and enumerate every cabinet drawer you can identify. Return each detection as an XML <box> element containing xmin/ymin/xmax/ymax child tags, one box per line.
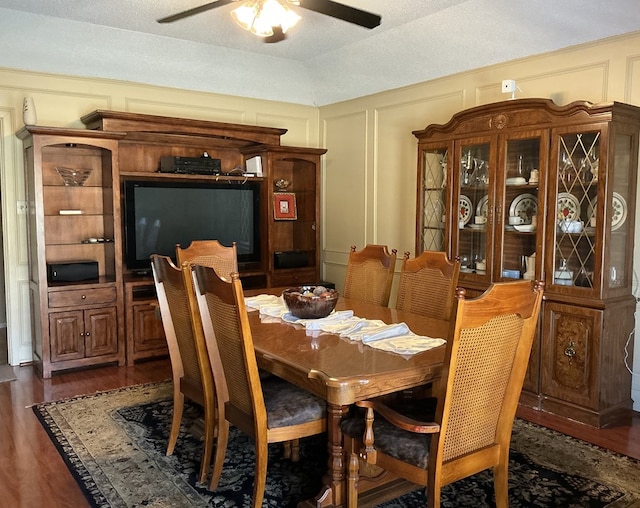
<box><xmin>49</xmin><ymin>287</ymin><xmax>117</xmax><ymax>308</ymax></box>
<box><xmin>271</xmin><ymin>269</ymin><xmax>318</xmax><ymax>288</ymax></box>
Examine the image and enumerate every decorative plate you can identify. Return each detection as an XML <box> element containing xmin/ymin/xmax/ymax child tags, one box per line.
<box><xmin>557</xmin><ymin>192</ymin><xmax>580</xmax><ymax>222</ymax></box>
<box><xmin>476</xmin><ymin>195</ymin><xmax>489</xmax><ymax>218</ymax></box>
<box><xmin>509</xmin><ymin>193</ymin><xmax>538</xmax><ymax>224</ymax></box>
<box><xmin>459</xmin><ymin>195</ymin><xmax>473</xmax><ymax>224</ymax></box>
<box><xmin>611</xmin><ymin>192</ymin><xmax>627</xmax><ymax>231</ymax></box>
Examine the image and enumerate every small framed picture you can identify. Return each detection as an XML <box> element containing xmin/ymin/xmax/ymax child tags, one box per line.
<box><xmin>274</xmin><ymin>192</ymin><xmax>297</xmax><ymax>220</ymax></box>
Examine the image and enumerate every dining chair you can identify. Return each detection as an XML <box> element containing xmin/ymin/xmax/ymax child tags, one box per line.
<box><xmin>343</xmin><ymin>244</ymin><xmax>398</xmax><ymax>307</ymax></box>
<box><xmin>191</xmin><ymin>265</ymin><xmax>327</xmax><ymax>505</ymax></box>
<box><xmin>150</xmin><ymin>254</ymin><xmax>217</xmax><ymax>484</ymax></box>
<box><xmin>396</xmin><ymin>251</ymin><xmax>460</xmax><ymax>321</ymax></box>
<box><xmin>175</xmin><ymin>239</ymin><xmax>238</xmax><ymax>279</ymax></box>
<box><xmin>341</xmin><ymin>280</ymin><xmax>544</xmax><ymax>508</ymax></box>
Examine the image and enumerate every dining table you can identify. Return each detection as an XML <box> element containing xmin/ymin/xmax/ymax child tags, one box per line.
<box><xmin>244</xmin><ymin>289</ymin><xmax>450</xmax><ymax>508</ymax></box>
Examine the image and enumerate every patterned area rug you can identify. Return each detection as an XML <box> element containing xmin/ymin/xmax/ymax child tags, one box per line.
<box><xmin>33</xmin><ymin>382</ymin><xmax>640</xmax><ymax>507</ymax></box>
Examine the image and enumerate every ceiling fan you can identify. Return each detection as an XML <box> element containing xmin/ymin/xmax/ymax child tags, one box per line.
<box><xmin>157</xmin><ymin>0</ymin><xmax>381</xmax><ymax>43</ymax></box>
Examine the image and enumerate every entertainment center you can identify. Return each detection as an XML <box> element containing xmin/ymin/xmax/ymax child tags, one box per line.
<box><xmin>18</xmin><ymin>110</ymin><xmax>326</xmax><ymax>376</ymax></box>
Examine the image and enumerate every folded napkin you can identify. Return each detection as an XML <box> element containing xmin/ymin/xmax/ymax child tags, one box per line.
<box><xmin>245</xmin><ymin>294</ymin><xmax>282</xmax><ymax>311</ymax></box>
<box><xmin>282</xmin><ymin>310</ymin><xmax>354</xmax><ymax>330</ymax></box>
<box><xmin>360</xmin><ymin>323</ymin><xmax>411</xmax><ymax>343</ymax></box>
<box><xmin>365</xmin><ymin>335</ymin><xmax>446</xmax><ymax>355</ymax></box>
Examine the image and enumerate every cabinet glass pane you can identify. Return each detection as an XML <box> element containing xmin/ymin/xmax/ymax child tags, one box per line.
<box><xmin>552</xmin><ymin>132</ymin><xmax>599</xmax><ymax>289</ymax></box>
<box><xmin>458</xmin><ymin>143</ymin><xmax>489</xmax><ymax>275</ymax></box>
<box><xmin>420</xmin><ymin>149</ymin><xmax>446</xmax><ymax>252</ymax></box>
<box><xmin>502</xmin><ymin>138</ymin><xmax>540</xmax><ymax>281</ymax></box>
<box><xmin>609</xmin><ymin>133</ymin><xmax>632</xmax><ymax>289</ymax></box>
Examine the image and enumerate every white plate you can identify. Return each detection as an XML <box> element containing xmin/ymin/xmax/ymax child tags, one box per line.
<box><xmin>459</xmin><ymin>195</ymin><xmax>473</xmax><ymax>224</ymax></box>
<box><xmin>467</xmin><ymin>224</ymin><xmax>486</xmax><ymax>230</ymax></box>
<box><xmin>513</xmin><ymin>224</ymin><xmax>536</xmax><ymax>233</ymax></box>
<box><xmin>506</xmin><ymin>177</ymin><xmax>527</xmax><ymax>185</ymax></box>
<box><xmin>611</xmin><ymin>192</ymin><xmax>627</xmax><ymax>231</ymax></box>
<box><xmin>476</xmin><ymin>195</ymin><xmax>488</xmax><ymax>218</ymax></box>
<box><xmin>587</xmin><ymin>193</ymin><xmax>627</xmax><ymax>231</ymax></box>
<box><xmin>509</xmin><ymin>193</ymin><xmax>538</xmax><ymax>224</ymax></box>
<box><xmin>557</xmin><ymin>192</ymin><xmax>580</xmax><ymax>222</ymax></box>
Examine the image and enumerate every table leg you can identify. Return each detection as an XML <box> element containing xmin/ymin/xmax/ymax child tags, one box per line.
<box><xmin>298</xmin><ymin>403</ymin><xmax>349</xmax><ymax>508</ymax></box>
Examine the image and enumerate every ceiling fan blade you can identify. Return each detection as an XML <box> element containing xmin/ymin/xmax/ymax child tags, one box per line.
<box><xmin>157</xmin><ymin>0</ymin><xmax>235</xmax><ymax>23</ymax></box>
<box><xmin>299</xmin><ymin>0</ymin><xmax>381</xmax><ymax>29</ymax></box>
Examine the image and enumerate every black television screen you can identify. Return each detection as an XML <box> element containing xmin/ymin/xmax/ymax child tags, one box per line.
<box><xmin>123</xmin><ymin>179</ymin><xmax>261</xmax><ymax>272</ymax></box>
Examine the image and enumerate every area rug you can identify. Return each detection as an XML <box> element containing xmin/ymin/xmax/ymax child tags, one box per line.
<box><xmin>0</xmin><ymin>363</ymin><xmax>17</xmax><ymax>383</ymax></box>
<box><xmin>33</xmin><ymin>382</ymin><xmax>640</xmax><ymax>507</ymax></box>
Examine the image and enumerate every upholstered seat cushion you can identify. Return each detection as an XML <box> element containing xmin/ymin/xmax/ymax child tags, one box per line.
<box><xmin>340</xmin><ymin>399</ymin><xmax>437</xmax><ymax>469</ymax></box>
<box><xmin>263</xmin><ymin>376</ymin><xmax>326</xmax><ymax>428</ymax></box>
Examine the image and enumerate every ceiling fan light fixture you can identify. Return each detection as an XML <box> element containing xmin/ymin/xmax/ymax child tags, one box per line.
<box><xmin>231</xmin><ymin>0</ymin><xmax>301</xmax><ymax>37</ymax></box>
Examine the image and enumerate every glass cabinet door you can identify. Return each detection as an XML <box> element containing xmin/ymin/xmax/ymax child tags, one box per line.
<box><xmin>550</xmin><ymin>129</ymin><xmax>601</xmax><ymax>292</ymax></box>
<box><xmin>606</xmin><ymin>128</ymin><xmax>634</xmax><ymax>293</ymax></box>
<box><xmin>499</xmin><ymin>134</ymin><xmax>544</xmax><ymax>282</ymax></box>
<box><xmin>457</xmin><ymin>141</ymin><xmax>491</xmax><ymax>278</ymax></box>
<box><xmin>418</xmin><ymin>147</ymin><xmax>448</xmax><ymax>253</ymax></box>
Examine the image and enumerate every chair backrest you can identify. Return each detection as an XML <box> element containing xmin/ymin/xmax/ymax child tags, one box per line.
<box><xmin>176</xmin><ymin>240</ymin><xmax>238</xmax><ymax>280</ymax></box>
<box><xmin>395</xmin><ymin>250</ymin><xmax>460</xmax><ymax>321</ymax></box>
<box><xmin>151</xmin><ymin>254</ymin><xmax>213</xmax><ymax>400</ymax></box>
<box><xmin>343</xmin><ymin>244</ymin><xmax>397</xmax><ymax>307</ymax></box>
<box><xmin>191</xmin><ymin>265</ymin><xmax>265</xmax><ymax>437</ymax></box>
<box><xmin>433</xmin><ymin>280</ymin><xmax>544</xmax><ymax>483</ymax></box>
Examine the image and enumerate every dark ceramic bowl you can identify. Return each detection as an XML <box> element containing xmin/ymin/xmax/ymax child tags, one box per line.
<box><xmin>282</xmin><ymin>286</ymin><xmax>339</xmax><ymax>319</ymax></box>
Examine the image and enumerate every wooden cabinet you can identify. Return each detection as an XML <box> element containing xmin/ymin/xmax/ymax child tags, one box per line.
<box><xmin>19</xmin><ymin>112</ymin><xmax>326</xmax><ymax>371</ymax></box>
<box><xmin>124</xmin><ymin>278</ymin><xmax>167</xmax><ymax>366</ymax></box>
<box><xmin>241</xmin><ymin>145</ymin><xmax>327</xmax><ymax>287</ymax></box>
<box><xmin>413</xmin><ymin>99</ymin><xmax>640</xmax><ymax>427</ymax></box>
<box><xmin>80</xmin><ymin>111</ymin><xmax>326</xmax><ymax>363</ymax></box>
<box><xmin>17</xmin><ymin>127</ymin><xmax>126</xmax><ymax>378</ymax></box>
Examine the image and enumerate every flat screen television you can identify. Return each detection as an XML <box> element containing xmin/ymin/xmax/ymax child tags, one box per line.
<box><xmin>123</xmin><ymin>179</ymin><xmax>261</xmax><ymax>273</ymax></box>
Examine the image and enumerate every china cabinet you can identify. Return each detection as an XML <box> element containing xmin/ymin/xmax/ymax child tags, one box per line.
<box><xmin>17</xmin><ymin>127</ymin><xmax>126</xmax><ymax>378</ymax></box>
<box><xmin>413</xmin><ymin>99</ymin><xmax>640</xmax><ymax>427</ymax></box>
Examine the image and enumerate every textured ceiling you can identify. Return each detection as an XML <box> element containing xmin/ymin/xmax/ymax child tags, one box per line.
<box><xmin>0</xmin><ymin>0</ymin><xmax>639</xmax><ymax>105</ymax></box>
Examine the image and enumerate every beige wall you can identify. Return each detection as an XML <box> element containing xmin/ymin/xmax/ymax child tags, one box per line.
<box><xmin>318</xmin><ymin>31</ymin><xmax>640</xmax><ymax>409</ymax></box>
<box><xmin>319</xmin><ymin>32</ymin><xmax>640</xmax><ymax>287</ymax></box>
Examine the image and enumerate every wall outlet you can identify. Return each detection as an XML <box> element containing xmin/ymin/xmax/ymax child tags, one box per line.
<box><xmin>502</xmin><ymin>79</ymin><xmax>516</xmax><ymax>93</ymax></box>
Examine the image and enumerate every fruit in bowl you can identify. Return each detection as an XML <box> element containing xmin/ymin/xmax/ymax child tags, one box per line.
<box><xmin>282</xmin><ymin>286</ymin><xmax>339</xmax><ymax>319</ymax></box>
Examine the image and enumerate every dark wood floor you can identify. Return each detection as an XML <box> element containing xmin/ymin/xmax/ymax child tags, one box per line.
<box><xmin>1</xmin><ymin>359</ymin><xmax>638</xmax><ymax>507</ymax></box>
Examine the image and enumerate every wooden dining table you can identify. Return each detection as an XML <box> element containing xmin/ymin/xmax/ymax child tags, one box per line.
<box><xmin>245</xmin><ymin>291</ymin><xmax>450</xmax><ymax>507</ymax></box>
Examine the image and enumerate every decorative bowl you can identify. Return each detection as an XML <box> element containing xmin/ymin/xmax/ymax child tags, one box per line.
<box><xmin>56</xmin><ymin>166</ymin><xmax>93</xmax><ymax>186</ymax></box>
<box><xmin>282</xmin><ymin>285</ymin><xmax>339</xmax><ymax>319</ymax></box>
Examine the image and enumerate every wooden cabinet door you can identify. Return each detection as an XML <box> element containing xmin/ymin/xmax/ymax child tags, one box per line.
<box><xmin>540</xmin><ymin>301</ymin><xmax>602</xmax><ymax>409</ymax></box>
<box><xmin>49</xmin><ymin>311</ymin><xmax>85</xmax><ymax>362</ymax></box>
<box><xmin>132</xmin><ymin>303</ymin><xmax>166</xmax><ymax>353</ymax></box>
<box><xmin>84</xmin><ymin>307</ymin><xmax>118</xmax><ymax>357</ymax></box>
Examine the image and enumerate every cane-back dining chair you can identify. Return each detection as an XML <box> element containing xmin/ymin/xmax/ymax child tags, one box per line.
<box><xmin>150</xmin><ymin>254</ymin><xmax>216</xmax><ymax>484</ymax></box>
<box><xmin>343</xmin><ymin>244</ymin><xmax>397</xmax><ymax>307</ymax></box>
<box><xmin>396</xmin><ymin>251</ymin><xmax>461</xmax><ymax>321</ymax></box>
<box><xmin>191</xmin><ymin>265</ymin><xmax>327</xmax><ymax>505</ymax></box>
<box><xmin>176</xmin><ymin>239</ymin><xmax>238</xmax><ymax>279</ymax></box>
<box><xmin>342</xmin><ymin>280</ymin><xmax>544</xmax><ymax>508</ymax></box>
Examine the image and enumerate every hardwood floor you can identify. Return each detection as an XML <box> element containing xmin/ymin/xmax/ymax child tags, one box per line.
<box><xmin>0</xmin><ymin>359</ymin><xmax>171</xmax><ymax>508</ymax></box>
<box><xmin>0</xmin><ymin>359</ymin><xmax>638</xmax><ymax>507</ymax></box>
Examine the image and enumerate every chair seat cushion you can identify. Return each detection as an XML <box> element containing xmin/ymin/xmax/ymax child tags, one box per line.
<box><xmin>340</xmin><ymin>400</ymin><xmax>436</xmax><ymax>469</ymax></box>
<box><xmin>263</xmin><ymin>376</ymin><xmax>326</xmax><ymax>428</ymax></box>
